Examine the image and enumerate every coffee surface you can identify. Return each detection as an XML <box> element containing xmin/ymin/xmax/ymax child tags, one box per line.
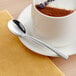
<box><xmin>36</xmin><ymin>5</ymin><xmax>74</xmax><ymax>17</ymax></box>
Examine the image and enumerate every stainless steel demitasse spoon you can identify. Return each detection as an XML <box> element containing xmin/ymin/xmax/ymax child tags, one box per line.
<box><xmin>8</xmin><ymin>19</ymin><xmax>69</xmax><ymax>60</ymax></box>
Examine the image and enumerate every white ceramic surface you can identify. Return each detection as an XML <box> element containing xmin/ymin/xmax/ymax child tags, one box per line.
<box><xmin>32</xmin><ymin>0</ymin><xmax>76</xmax><ymax>47</ymax></box>
<box><xmin>18</xmin><ymin>5</ymin><xmax>76</xmax><ymax>57</ymax></box>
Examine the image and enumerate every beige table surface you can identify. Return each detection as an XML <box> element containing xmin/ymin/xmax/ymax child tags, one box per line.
<box><xmin>0</xmin><ymin>0</ymin><xmax>76</xmax><ymax>76</ymax></box>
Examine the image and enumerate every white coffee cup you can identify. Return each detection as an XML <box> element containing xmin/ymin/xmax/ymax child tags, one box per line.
<box><xmin>31</xmin><ymin>0</ymin><xmax>76</xmax><ymax>47</ymax></box>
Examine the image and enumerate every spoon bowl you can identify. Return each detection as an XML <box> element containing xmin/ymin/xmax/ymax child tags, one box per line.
<box><xmin>8</xmin><ymin>20</ymin><xmax>26</xmax><ymax>37</ymax></box>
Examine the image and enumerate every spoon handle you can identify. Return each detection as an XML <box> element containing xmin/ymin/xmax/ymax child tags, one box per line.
<box><xmin>26</xmin><ymin>35</ymin><xmax>69</xmax><ymax>60</ymax></box>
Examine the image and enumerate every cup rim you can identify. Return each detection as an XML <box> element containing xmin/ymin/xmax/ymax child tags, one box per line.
<box><xmin>32</xmin><ymin>0</ymin><xmax>76</xmax><ymax>19</ymax></box>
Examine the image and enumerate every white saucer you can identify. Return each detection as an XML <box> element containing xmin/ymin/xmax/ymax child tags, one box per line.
<box><xmin>18</xmin><ymin>4</ymin><xmax>76</xmax><ymax>57</ymax></box>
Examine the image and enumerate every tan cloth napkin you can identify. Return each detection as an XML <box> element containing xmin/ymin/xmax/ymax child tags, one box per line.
<box><xmin>0</xmin><ymin>10</ymin><xmax>64</xmax><ymax>76</ymax></box>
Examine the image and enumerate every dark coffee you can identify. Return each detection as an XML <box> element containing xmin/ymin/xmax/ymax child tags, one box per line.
<box><xmin>36</xmin><ymin>5</ymin><xmax>74</xmax><ymax>17</ymax></box>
